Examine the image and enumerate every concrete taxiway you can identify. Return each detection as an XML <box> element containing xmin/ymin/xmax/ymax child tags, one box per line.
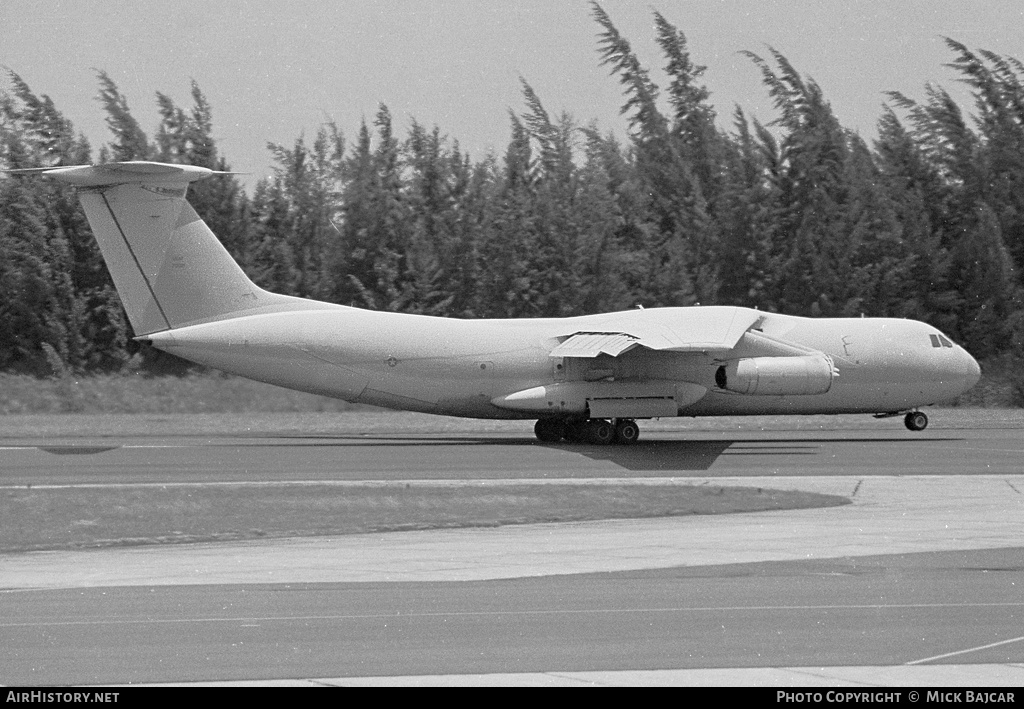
<box><xmin>1</xmin><ymin>412</ymin><xmax>1023</xmax><ymax>686</ymax></box>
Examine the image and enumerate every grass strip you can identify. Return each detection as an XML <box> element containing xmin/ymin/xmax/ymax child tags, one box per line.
<box><xmin>0</xmin><ymin>483</ymin><xmax>849</xmax><ymax>553</ymax></box>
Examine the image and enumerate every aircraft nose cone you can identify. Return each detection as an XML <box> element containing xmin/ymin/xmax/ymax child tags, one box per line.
<box><xmin>963</xmin><ymin>351</ymin><xmax>982</xmax><ymax>390</ymax></box>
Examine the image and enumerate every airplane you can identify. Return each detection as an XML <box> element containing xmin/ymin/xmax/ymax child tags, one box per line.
<box><xmin>13</xmin><ymin>161</ymin><xmax>982</xmax><ymax>444</ymax></box>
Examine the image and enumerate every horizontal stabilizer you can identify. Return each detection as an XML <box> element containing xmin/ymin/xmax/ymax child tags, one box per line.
<box><xmin>9</xmin><ymin>161</ymin><xmax>230</xmax><ymax>187</ymax></box>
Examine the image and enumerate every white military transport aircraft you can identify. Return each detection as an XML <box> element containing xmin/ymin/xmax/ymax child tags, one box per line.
<box><xmin>18</xmin><ymin>161</ymin><xmax>981</xmax><ymax>444</ymax></box>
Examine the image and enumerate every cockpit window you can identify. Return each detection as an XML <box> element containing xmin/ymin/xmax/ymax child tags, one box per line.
<box><xmin>929</xmin><ymin>334</ymin><xmax>941</xmax><ymax>348</ymax></box>
<box><xmin>930</xmin><ymin>333</ymin><xmax>953</xmax><ymax>348</ymax></box>
<box><xmin>938</xmin><ymin>334</ymin><xmax>953</xmax><ymax>348</ymax></box>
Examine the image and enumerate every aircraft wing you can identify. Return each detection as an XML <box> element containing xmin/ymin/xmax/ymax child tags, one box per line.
<box><xmin>551</xmin><ymin>306</ymin><xmax>763</xmax><ymax>358</ymax></box>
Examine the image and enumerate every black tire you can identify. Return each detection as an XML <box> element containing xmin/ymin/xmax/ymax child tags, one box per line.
<box><xmin>534</xmin><ymin>419</ymin><xmax>565</xmax><ymax>443</ymax></box>
<box><xmin>586</xmin><ymin>419</ymin><xmax>615</xmax><ymax>445</ymax></box>
<box><xmin>614</xmin><ymin>419</ymin><xmax>640</xmax><ymax>444</ymax></box>
<box><xmin>563</xmin><ymin>420</ymin><xmax>587</xmax><ymax>444</ymax></box>
<box><xmin>905</xmin><ymin>411</ymin><xmax>928</xmax><ymax>431</ymax></box>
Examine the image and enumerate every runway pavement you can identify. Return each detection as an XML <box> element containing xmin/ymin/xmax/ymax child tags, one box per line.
<box><xmin>1</xmin><ymin>411</ymin><xmax>1023</xmax><ymax>686</ymax></box>
<box><xmin>0</xmin><ymin>426</ymin><xmax>1021</xmax><ymax>484</ymax></box>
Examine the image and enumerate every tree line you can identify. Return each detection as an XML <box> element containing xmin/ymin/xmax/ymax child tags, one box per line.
<box><xmin>1</xmin><ymin>2</ymin><xmax>1022</xmax><ymax>377</ymax></box>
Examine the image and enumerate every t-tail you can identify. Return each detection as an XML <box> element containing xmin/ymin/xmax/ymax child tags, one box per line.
<box><xmin>15</xmin><ymin>161</ymin><xmax>323</xmax><ymax>336</ymax></box>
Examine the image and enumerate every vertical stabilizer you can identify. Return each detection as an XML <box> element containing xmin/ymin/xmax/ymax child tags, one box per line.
<box><xmin>25</xmin><ymin>162</ymin><xmax>315</xmax><ymax>335</ymax></box>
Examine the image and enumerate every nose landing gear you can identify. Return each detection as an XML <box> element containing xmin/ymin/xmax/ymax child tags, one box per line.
<box><xmin>904</xmin><ymin>411</ymin><xmax>929</xmax><ymax>431</ymax></box>
<box><xmin>873</xmin><ymin>410</ymin><xmax>930</xmax><ymax>431</ymax></box>
<box><xmin>534</xmin><ymin>418</ymin><xmax>640</xmax><ymax>445</ymax></box>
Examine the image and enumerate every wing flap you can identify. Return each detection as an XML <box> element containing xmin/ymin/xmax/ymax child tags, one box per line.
<box><xmin>549</xmin><ymin>332</ymin><xmax>640</xmax><ymax>358</ymax></box>
<box><xmin>551</xmin><ymin>307</ymin><xmax>764</xmax><ymax>358</ymax></box>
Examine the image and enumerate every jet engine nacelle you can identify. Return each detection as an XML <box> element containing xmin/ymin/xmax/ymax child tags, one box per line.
<box><xmin>715</xmin><ymin>354</ymin><xmax>836</xmax><ymax>396</ymax></box>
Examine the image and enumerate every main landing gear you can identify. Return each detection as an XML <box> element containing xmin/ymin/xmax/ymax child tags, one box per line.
<box><xmin>534</xmin><ymin>418</ymin><xmax>640</xmax><ymax>445</ymax></box>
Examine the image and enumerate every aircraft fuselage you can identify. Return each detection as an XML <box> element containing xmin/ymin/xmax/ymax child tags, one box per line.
<box><xmin>145</xmin><ymin>304</ymin><xmax>981</xmax><ymax>420</ymax></box>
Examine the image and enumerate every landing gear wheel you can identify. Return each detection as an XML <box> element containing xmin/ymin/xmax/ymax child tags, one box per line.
<box><xmin>534</xmin><ymin>418</ymin><xmax>565</xmax><ymax>443</ymax></box>
<box><xmin>563</xmin><ymin>420</ymin><xmax>587</xmax><ymax>444</ymax></box>
<box><xmin>585</xmin><ymin>419</ymin><xmax>615</xmax><ymax>445</ymax></box>
<box><xmin>905</xmin><ymin>411</ymin><xmax>928</xmax><ymax>431</ymax></box>
<box><xmin>613</xmin><ymin>419</ymin><xmax>640</xmax><ymax>444</ymax></box>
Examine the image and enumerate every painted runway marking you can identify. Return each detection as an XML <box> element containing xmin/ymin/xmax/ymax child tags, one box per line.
<box><xmin>4</xmin><ymin>602</ymin><xmax>1023</xmax><ymax>628</ymax></box>
<box><xmin>906</xmin><ymin>634</ymin><xmax>1024</xmax><ymax>665</ymax></box>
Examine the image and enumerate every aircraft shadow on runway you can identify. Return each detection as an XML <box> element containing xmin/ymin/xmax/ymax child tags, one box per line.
<box><xmin>259</xmin><ymin>434</ymin><xmax>964</xmax><ymax>472</ymax></box>
<box><xmin>256</xmin><ymin>435</ymin><xmax>742</xmax><ymax>471</ymax></box>
<box><xmin>18</xmin><ymin>435</ymin><xmax>964</xmax><ymax>476</ymax></box>
<box><xmin>565</xmin><ymin>440</ymin><xmax>738</xmax><ymax>471</ymax></box>
<box><xmin>545</xmin><ymin>436</ymin><xmax>966</xmax><ymax>472</ymax></box>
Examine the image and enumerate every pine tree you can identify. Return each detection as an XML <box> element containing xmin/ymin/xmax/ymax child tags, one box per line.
<box><xmin>399</xmin><ymin>120</ymin><xmax>463</xmax><ymax>316</ymax></box>
<box><xmin>574</xmin><ymin>127</ymin><xmax>630</xmax><ymax>313</ymax></box>
<box><xmin>950</xmin><ymin>204</ymin><xmax>1022</xmax><ymax>355</ymax></box>
<box><xmin>518</xmin><ymin>81</ymin><xmax>587</xmax><ymax>316</ymax></box>
<box><xmin>1</xmin><ymin>73</ymin><xmax>134</xmax><ymax>372</ymax></box>
<box><xmin>5</xmin><ymin>71</ymin><xmax>84</xmax><ymax>167</ymax></box>
<box><xmin>0</xmin><ymin>140</ymin><xmax>70</xmax><ymax>372</ymax></box>
<box><xmin>476</xmin><ymin>113</ymin><xmax>539</xmax><ymax>317</ymax></box>
<box><xmin>874</xmin><ymin>107</ymin><xmax>956</xmax><ymax>326</ymax></box>
<box><xmin>248</xmin><ymin>175</ymin><xmax>301</xmax><ymax>295</ymax></box>
<box><xmin>942</xmin><ymin>39</ymin><xmax>1024</xmax><ymax>277</ymax></box>
<box><xmin>715</xmin><ymin>108</ymin><xmax>782</xmax><ymax>309</ymax></box>
<box><xmin>885</xmin><ymin>42</ymin><xmax>1024</xmax><ymax>350</ymax></box>
<box><xmin>743</xmin><ymin>48</ymin><xmax>881</xmax><ymax>317</ymax></box>
<box><xmin>95</xmin><ymin>71</ymin><xmax>150</xmax><ymax>161</ymax></box>
<box><xmin>591</xmin><ymin>3</ymin><xmax>710</xmax><ymax>306</ymax></box>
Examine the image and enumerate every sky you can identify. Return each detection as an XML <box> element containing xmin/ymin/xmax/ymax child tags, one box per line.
<box><xmin>2</xmin><ymin>0</ymin><xmax>1022</xmax><ymax>186</ymax></box>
